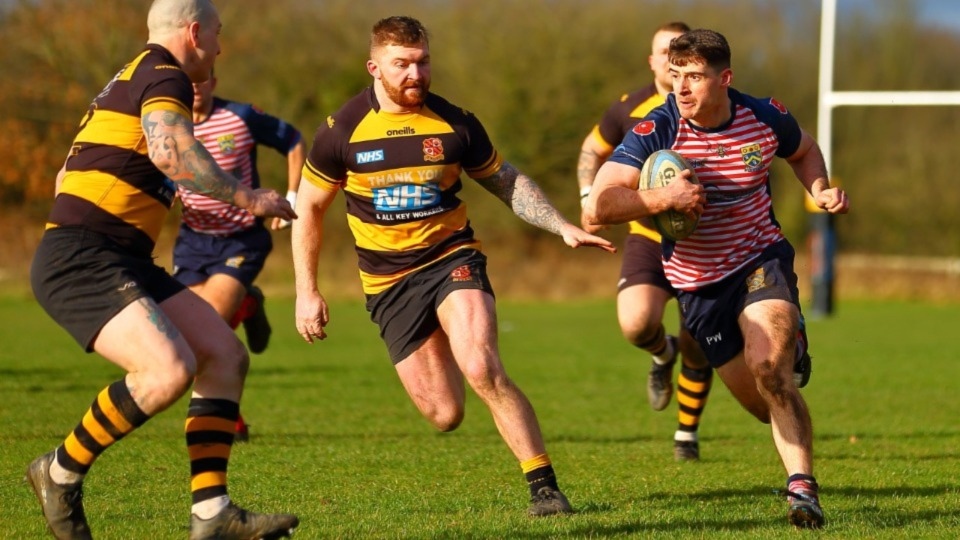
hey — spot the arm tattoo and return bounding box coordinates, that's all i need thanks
[176,141,239,201]
[475,162,567,235]
[577,148,601,185]
[138,297,180,341]
[143,111,239,203]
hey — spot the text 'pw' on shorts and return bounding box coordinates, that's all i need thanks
[31,228,185,352]
[171,222,272,288]
[366,249,494,364]
[676,240,802,368]
[618,234,675,293]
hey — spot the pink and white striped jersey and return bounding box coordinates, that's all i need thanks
[609,89,803,291]
[179,97,301,236]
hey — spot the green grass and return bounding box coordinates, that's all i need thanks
[1,296,959,538]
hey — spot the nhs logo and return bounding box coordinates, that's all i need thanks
[356,149,385,164]
[374,183,440,211]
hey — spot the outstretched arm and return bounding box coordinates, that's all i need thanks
[474,162,615,252]
[142,109,296,220]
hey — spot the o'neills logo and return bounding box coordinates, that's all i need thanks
[386,126,415,136]
[450,265,472,281]
[423,137,444,162]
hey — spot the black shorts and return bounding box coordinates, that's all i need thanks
[618,234,674,294]
[31,228,185,352]
[366,249,494,364]
[172,223,272,288]
[676,240,802,368]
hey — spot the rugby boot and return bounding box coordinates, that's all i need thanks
[189,502,299,540]
[673,440,700,462]
[243,285,272,354]
[25,451,92,540]
[647,335,677,411]
[786,478,825,529]
[528,486,574,516]
[234,414,250,443]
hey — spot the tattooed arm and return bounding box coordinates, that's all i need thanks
[475,162,616,253]
[474,162,569,234]
[141,109,296,220]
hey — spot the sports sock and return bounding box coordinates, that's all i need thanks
[788,474,818,492]
[521,453,559,497]
[186,398,239,516]
[227,295,257,330]
[639,325,672,364]
[787,474,820,503]
[52,379,150,484]
[675,364,712,439]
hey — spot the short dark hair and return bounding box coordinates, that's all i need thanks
[656,21,691,34]
[669,28,731,72]
[370,16,429,54]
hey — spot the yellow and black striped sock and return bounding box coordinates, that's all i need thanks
[521,453,558,497]
[56,379,150,477]
[676,365,712,437]
[186,398,238,504]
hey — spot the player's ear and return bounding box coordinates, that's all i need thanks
[187,21,201,47]
[366,59,381,79]
[720,68,733,88]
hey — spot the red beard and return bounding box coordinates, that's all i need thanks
[383,79,428,108]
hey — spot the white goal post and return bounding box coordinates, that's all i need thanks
[810,0,960,316]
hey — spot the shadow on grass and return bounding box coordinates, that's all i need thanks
[552,433,662,444]
[0,367,67,376]
[496,485,960,538]
[817,430,960,441]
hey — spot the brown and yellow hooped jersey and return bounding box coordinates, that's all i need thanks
[47,44,192,258]
[589,83,665,241]
[303,87,502,295]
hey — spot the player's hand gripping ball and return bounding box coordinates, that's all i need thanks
[639,149,700,241]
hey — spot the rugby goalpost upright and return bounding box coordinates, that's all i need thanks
[810,0,960,317]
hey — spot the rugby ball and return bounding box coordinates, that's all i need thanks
[639,149,700,241]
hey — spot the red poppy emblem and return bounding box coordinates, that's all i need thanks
[632,120,656,136]
[770,98,788,114]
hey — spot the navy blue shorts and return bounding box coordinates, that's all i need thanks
[31,228,185,352]
[366,249,495,365]
[676,240,802,368]
[172,223,272,288]
[618,234,674,294]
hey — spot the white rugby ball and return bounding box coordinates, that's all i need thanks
[638,149,700,241]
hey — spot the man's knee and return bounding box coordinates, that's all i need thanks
[426,405,465,432]
[195,333,250,381]
[461,359,508,397]
[139,360,195,409]
[753,357,791,398]
[618,307,661,345]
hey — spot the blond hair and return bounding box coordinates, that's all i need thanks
[147,0,217,38]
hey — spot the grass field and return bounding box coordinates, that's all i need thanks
[1,296,959,539]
